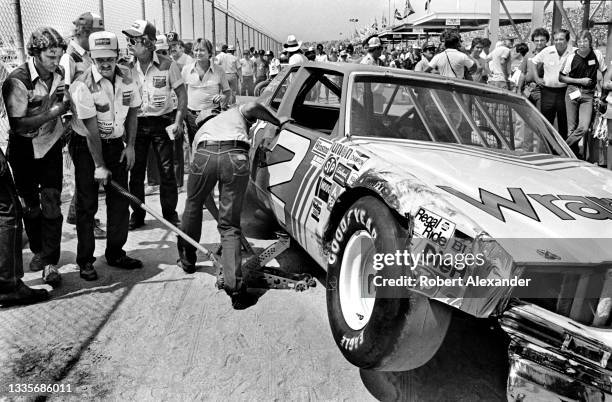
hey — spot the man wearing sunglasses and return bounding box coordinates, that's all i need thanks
[122,20,186,230]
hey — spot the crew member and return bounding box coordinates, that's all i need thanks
[360,37,384,66]
[177,103,290,309]
[2,27,68,286]
[69,31,143,280]
[284,35,308,65]
[215,44,240,105]
[123,20,186,229]
[239,49,255,96]
[61,11,106,239]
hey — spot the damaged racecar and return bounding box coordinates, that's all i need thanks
[247,62,612,400]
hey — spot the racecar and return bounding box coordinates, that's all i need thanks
[247,62,612,400]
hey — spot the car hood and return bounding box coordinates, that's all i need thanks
[352,138,612,263]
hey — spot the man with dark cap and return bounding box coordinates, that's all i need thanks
[167,32,194,71]
[61,11,106,239]
[123,20,186,229]
[2,27,68,286]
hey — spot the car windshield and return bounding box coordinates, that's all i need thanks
[348,75,570,157]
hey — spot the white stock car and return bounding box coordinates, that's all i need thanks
[247,62,612,400]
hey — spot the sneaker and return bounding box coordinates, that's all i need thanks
[129,217,145,230]
[107,255,143,269]
[0,280,50,307]
[79,262,98,281]
[145,185,160,196]
[29,254,44,272]
[93,219,106,239]
[42,265,61,286]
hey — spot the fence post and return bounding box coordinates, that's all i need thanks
[10,0,25,64]
[178,0,182,38]
[162,0,167,32]
[202,0,205,40]
[141,0,146,19]
[225,0,228,46]
[211,0,216,52]
[99,0,105,21]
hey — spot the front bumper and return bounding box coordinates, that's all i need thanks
[500,302,612,401]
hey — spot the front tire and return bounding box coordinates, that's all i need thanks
[326,196,451,371]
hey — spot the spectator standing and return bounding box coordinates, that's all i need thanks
[123,20,185,229]
[425,29,476,78]
[360,37,383,66]
[305,46,316,61]
[239,49,254,96]
[486,35,513,89]
[254,50,269,85]
[2,27,68,286]
[521,28,550,109]
[530,29,575,142]
[469,38,487,82]
[267,51,281,79]
[559,30,606,158]
[602,65,612,169]
[315,44,328,63]
[182,38,230,146]
[61,12,106,239]
[414,42,436,72]
[285,35,308,65]
[216,44,240,105]
[69,31,143,279]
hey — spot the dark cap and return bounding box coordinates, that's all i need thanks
[122,20,156,41]
[166,31,179,44]
[73,12,104,32]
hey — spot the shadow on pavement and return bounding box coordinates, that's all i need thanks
[359,311,509,401]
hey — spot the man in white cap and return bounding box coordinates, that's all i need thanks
[215,44,240,105]
[361,36,383,66]
[284,35,307,65]
[122,20,186,230]
[69,31,143,280]
[155,34,170,57]
[61,11,106,240]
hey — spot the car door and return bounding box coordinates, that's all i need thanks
[250,67,345,247]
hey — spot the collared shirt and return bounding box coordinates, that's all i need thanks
[560,48,607,90]
[194,105,253,146]
[239,58,254,76]
[132,52,183,117]
[360,53,381,66]
[428,49,474,78]
[181,61,229,111]
[173,53,194,71]
[60,40,93,85]
[70,64,141,139]
[2,58,65,158]
[215,51,239,74]
[530,45,575,88]
[288,53,308,65]
[486,45,511,82]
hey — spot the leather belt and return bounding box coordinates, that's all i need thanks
[197,140,250,151]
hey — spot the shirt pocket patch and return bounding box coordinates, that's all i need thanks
[95,103,110,113]
[97,120,114,138]
[122,90,132,106]
[152,76,167,88]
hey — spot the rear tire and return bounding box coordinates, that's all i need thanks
[326,196,451,371]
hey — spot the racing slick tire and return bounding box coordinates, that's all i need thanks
[326,196,451,371]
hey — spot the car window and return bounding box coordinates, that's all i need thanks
[348,75,568,156]
[261,67,298,111]
[290,72,343,134]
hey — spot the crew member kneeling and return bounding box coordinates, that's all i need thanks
[177,102,290,307]
[69,31,143,280]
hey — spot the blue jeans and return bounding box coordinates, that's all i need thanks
[565,85,594,158]
[178,142,249,292]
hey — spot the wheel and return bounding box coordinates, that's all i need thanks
[326,196,452,371]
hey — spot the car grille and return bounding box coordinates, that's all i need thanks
[514,267,612,328]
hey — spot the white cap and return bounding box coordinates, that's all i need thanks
[365,36,383,50]
[156,34,169,50]
[89,31,119,58]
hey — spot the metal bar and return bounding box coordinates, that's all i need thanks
[531,0,546,31]
[554,0,577,38]
[162,0,167,33]
[582,0,590,30]
[211,0,216,54]
[141,0,146,19]
[10,0,25,64]
[589,1,604,20]
[569,274,590,322]
[552,0,563,34]
[489,0,499,47]
[192,0,195,40]
[225,0,229,45]
[499,0,524,42]
[593,268,612,326]
[99,0,105,21]
[178,0,182,38]
[202,0,205,40]
[607,0,612,67]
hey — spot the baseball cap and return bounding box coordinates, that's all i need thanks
[89,31,119,59]
[156,34,169,50]
[166,31,179,44]
[73,12,104,32]
[228,45,235,51]
[364,36,382,50]
[122,20,156,40]
[422,42,436,50]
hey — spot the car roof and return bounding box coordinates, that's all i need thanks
[292,61,524,101]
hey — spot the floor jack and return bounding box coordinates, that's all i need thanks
[109,180,316,292]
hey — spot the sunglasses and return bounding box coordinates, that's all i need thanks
[127,37,149,46]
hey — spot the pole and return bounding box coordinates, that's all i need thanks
[225,0,229,45]
[141,0,146,19]
[162,0,167,32]
[211,0,216,53]
[178,0,182,38]
[234,16,237,49]
[202,0,205,40]
[241,22,244,51]
[168,0,175,32]
[531,0,545,34]
[552,0,562,34]
[489,0,499,47]
[10,0,25,64]
[99,0,105,21]
[582,0,590,30]
[191,0,195,40]
[607,1,612,66]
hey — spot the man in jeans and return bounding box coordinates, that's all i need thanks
[123,20,187,229]
[177,102,290,309]
[559,30,606,159]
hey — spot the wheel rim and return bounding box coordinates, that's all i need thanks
[339,230,377,331]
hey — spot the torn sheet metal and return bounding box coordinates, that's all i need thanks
[501,302,612,401]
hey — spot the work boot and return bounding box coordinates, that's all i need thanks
[177,246,196,274]
[93,218,106,239]
[128,216,145,230]
[79,262,98,281]
[29,254,44,272]
[106,255,143,269]
[42,264,61,286]
[230,284,258,310]
[0,280,50,307]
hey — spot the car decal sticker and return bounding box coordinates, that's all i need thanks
[296,167,322,246]
[291,164,317,243]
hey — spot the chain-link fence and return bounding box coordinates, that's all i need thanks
[0,0,282,146]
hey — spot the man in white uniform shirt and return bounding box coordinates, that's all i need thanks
[215,44,240,105]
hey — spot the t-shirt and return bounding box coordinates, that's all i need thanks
[560,49,607,90]
[486,45,511,82]
[428,49,474,78]
[239,58,254,76]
